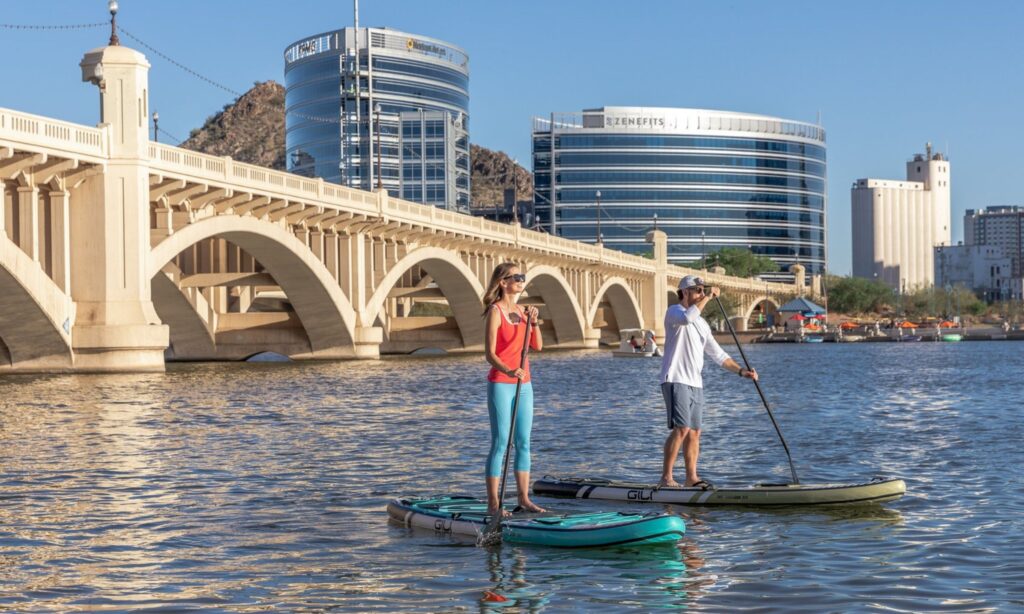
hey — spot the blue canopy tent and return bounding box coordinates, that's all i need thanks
[777,296,827,317]
[778,297,826,331]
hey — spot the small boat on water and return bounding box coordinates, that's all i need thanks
[896,335,922,342]
[533,476,906,507]
[387,496,685,547]
[611,328,661,358]
[801,335,824,343]
[941,333,963,342]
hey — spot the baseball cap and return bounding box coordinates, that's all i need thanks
[679,275,705,290]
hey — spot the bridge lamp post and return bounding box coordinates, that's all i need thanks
[653,213,658,231]
[701,230,706,269]
[152,111,159,143]
[374,103,383,191]
[510,158,519,226]
[595,190,602,246]
[108,0,120,46]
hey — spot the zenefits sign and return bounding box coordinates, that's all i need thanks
[605,116,667,128]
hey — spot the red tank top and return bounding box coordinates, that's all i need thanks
[487,304,540,383]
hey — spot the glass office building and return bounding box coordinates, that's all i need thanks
[284,27,470,212]
[532,107,827,279]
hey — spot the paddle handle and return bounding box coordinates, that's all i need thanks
[496,312,533,511]
[715,297,800,485]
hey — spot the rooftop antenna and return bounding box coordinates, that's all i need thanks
[354,0,359,29]
[816,109,821,126]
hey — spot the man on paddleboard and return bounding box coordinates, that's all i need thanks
[659,275,758,488]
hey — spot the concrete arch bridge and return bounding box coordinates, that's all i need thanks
[0,44,811,372]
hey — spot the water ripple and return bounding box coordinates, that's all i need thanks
[0,342,1021,610]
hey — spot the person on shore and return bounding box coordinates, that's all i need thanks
[659,275,758,489]
[483,262,544,517]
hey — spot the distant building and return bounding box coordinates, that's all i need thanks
[851,143,951,290]
[531,106,827,281]
[964,206,1023,277]
[283,27,470,212]
[935,243,1021,301]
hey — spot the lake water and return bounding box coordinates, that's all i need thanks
[1,341,1022,611]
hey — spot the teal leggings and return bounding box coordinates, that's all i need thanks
[486,382,534,478]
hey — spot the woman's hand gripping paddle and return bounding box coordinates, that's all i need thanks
[478,313,533,546]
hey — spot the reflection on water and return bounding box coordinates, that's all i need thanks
[478,540,704,612]
[1,342,1023,611]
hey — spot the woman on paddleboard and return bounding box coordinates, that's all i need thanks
[483,262,544,517]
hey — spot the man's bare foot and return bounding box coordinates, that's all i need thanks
[515,501,546,513]
[658,478,681,488]
[488,507,512,519]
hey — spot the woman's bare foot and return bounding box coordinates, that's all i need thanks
[488,507,512,519]
[659,478,681,488]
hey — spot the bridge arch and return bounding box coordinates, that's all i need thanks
[0,236,73,368]
[522,264,586,346]
[151,265,217,359]
[588,277,644,333]
[363,246,485,349]
[742,295,780,327]
[149,216,357,355]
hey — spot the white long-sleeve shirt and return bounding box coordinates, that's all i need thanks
[659,303,731,387]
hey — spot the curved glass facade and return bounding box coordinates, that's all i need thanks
[284,27,470,212]
[532,107,827,278]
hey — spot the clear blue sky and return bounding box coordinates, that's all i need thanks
[3,1,1023,274]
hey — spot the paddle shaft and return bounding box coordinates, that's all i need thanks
[715,296,800,484]
[495,312,534,516]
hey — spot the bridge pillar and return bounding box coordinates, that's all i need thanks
[15,184,39,262]
[48,189,71,292]
[644,229,668,338]
[0,180,6,237]
[790,263,806,296]
[354,325,383,359]
[71,45,168,371]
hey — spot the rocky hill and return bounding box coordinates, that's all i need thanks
[181,81,286,171]
[182,82,532,205]
[469,144,533,207]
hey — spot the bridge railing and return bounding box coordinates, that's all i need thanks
[666,263,794,295]
[147,141,659,273]
[3,113,793,293]
[0,107,106,161]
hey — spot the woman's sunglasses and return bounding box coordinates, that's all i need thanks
[503,274,527,283]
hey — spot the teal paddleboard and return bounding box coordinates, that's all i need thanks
[387,496,685,548]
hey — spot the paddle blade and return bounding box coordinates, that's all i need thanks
[476,521,502,547]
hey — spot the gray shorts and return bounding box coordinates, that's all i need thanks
[661,382,705,430]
